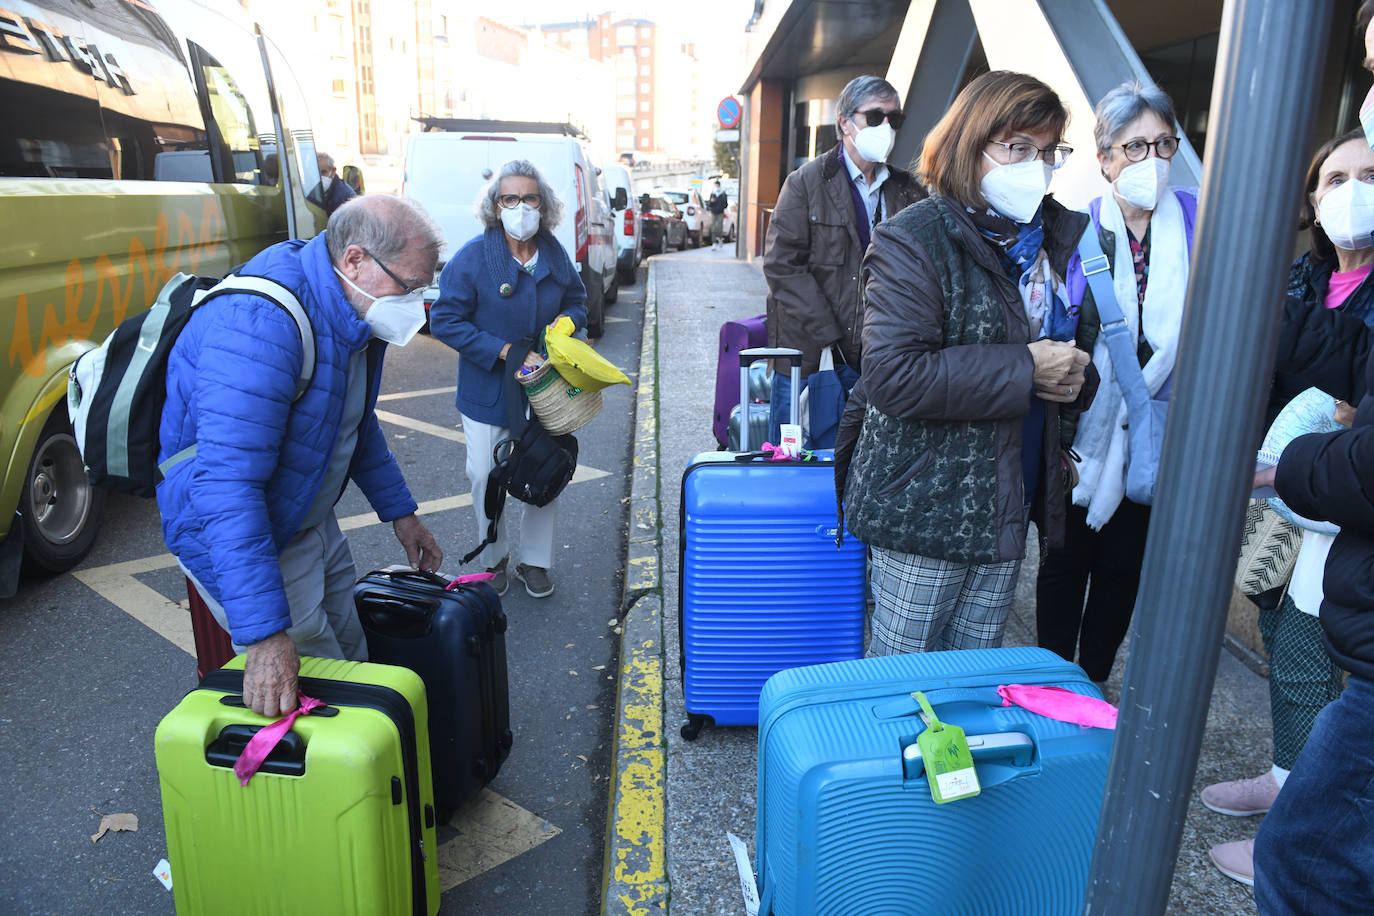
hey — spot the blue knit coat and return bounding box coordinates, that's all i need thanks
[428,227,587,426]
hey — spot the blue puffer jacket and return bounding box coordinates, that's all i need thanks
[157,233,418,645]
[428,227,587,426]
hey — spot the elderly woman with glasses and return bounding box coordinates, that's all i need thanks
[1034,80,1197,691]
[834,70,1096,655]
[429,159,587,599]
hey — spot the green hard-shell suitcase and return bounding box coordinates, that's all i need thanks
[155,656,441,915]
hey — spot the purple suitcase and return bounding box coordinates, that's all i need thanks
[713,314,767,447]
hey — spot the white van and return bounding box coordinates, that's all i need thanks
[402,120,618,337]
[602,163,641,285]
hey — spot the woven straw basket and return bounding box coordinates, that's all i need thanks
[516,360,602,435]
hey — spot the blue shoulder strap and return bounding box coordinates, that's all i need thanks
[1077,224,1153,408]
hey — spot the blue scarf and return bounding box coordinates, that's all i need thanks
[972,206,1077,342]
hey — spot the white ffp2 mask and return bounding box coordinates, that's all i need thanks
[853,122,895,164]
[501,203,541,241]
[1318,178,1374,252]
[334,268,427,346]
[980,154,1052,224]
[1113,157,1170,210]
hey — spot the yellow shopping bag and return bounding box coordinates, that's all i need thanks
[543,333,631,393]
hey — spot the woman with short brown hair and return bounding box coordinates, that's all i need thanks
[835,70,1097,655]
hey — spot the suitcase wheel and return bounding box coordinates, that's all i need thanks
[680,714,709,742]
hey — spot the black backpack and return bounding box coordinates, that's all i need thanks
[67,272,314,497]
[462,343,578,565]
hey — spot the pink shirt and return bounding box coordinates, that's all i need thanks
[1325,264,1372,310]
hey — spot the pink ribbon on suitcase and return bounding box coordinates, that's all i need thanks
[234,693,325,786]
[997,684,1118,730]
[444,572,496,591]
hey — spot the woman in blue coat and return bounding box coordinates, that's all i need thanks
[429,160,587,598]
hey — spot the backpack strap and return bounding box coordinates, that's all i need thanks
[197,274,316,400]
[1077,223,1154,415]
[157,275,317,477]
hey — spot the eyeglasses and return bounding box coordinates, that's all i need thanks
[986,139,1074,170]
[498,193,543,209]
[1111,136,1181,162]
[856,107,905,130]
[362,247,422,295]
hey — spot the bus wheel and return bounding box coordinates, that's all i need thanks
[20,410,104,574]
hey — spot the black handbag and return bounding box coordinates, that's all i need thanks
[462,341,578,565]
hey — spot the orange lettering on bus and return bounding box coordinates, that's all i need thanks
[11,198,230,378]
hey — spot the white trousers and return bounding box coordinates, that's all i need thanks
[462,414,558,570]
[185,511,367,660]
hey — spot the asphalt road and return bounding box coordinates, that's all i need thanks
[0,266,646,915]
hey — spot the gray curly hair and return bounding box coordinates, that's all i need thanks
[475,159,564,231]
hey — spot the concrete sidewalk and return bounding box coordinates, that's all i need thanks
[603,248,1273,915]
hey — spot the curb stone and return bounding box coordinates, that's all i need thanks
[602,262,668,915]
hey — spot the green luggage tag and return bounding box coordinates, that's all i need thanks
[914,691,981,804]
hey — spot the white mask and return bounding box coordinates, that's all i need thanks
[500,203,541,241]
[980,153,1052,224]
[320,175,333,192]
[1317,178,1374,252]
[852,121,895,164]
[1113,157,1170,210]
[334,268,427,346]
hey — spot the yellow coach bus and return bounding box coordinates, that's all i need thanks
[0,0,327,593]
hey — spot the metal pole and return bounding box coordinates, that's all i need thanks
[1083,1,1333,913]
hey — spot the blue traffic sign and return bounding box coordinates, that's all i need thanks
[717,97,741,130]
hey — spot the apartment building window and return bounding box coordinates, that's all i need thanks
[640,82,650,92]
[640,119,649,129]
[332,78,346,97]
[640,65,650,75]
[640,45,650,56]
[640,101,649,111]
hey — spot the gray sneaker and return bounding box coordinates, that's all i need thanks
[485,558,509,597]
[515,563,554,598]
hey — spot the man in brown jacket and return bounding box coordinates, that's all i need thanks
[762,74,926,446]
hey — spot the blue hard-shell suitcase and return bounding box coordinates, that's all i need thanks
[755,647,1112,916]
[680,347,867,739]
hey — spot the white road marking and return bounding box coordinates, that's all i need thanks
[375,409,465,444]
[378,386,455,401]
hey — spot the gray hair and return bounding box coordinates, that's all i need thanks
[326,194,444,262]
[475,159,564,231]
[1093,80,1178,153]
[835,75,900,140]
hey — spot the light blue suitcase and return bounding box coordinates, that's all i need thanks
[679,348,867,739]
[755,647,1112,915]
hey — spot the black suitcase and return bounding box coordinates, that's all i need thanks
[354,568,512,813]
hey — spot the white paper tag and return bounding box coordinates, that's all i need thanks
[726,831,761,916]
[779,423,802,458]
[935,766,980,799]
[153,858,173,891]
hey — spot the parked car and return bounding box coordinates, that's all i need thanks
[618,151,637,167]
[639,194,687,254]
[0,0,324,592]
[603,163,641,284]
[656,187,706,247]
[402,120,618,337]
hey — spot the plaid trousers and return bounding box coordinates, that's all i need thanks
[867,546,1021,656]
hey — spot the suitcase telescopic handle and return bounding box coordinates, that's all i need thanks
[374,567,450,588]
[738,347,802,451]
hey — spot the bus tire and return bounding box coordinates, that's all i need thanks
[20,409,105,574]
